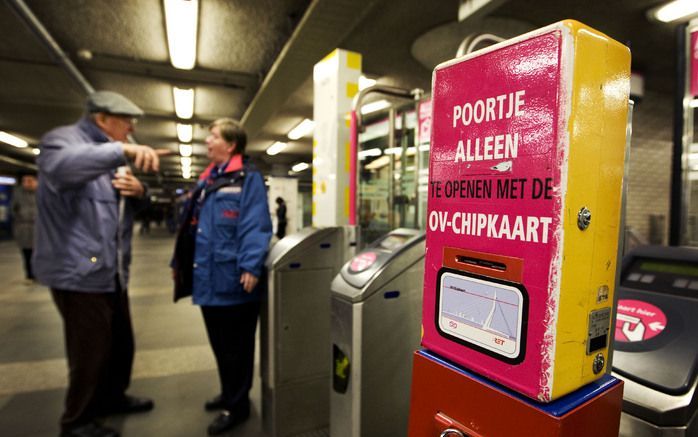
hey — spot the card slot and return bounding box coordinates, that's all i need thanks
[455,255,507,271]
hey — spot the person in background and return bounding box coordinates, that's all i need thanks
[275,196,287,240]
[34,91,163,437]
[12,173,38,283]
[172,118,272,436]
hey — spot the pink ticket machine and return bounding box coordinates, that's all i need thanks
[410,19,631,437]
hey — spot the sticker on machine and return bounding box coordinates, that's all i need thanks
[615,299,667,342]
[436,269,528,363]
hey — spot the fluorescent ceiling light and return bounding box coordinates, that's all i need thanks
[359,75,376,90]
[365,155,390,170]
[0,176,17,185]
[163,0,199,69]
[180,157,192,168]
[0,131,28,148]
[358,148,382,160]
[651,0,698,22]
[266,141,287,156]
[291,162,310,172]
[360,99,390,115]
[179,144,193,157]
[173,87,194,119]
[177,123,193,142]
[287,119,315,140]
[32,148,40,155]
[384,147,402,155]
[690,99,698,109]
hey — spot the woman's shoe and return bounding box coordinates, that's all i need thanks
[207,409,250,435]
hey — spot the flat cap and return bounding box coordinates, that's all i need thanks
[86,91,144,117]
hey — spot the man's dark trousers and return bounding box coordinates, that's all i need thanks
[51,287,135,430]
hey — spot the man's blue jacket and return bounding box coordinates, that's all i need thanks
[33,116,138,292]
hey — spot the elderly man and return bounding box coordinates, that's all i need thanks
[34,91,161,437]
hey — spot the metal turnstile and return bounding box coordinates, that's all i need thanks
[612,246,698,436]
[330,228,425,437]
[262,226,354,437]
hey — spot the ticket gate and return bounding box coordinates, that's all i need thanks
[330,228,425,437]
[612,246,698,436]
[261,226,354,437]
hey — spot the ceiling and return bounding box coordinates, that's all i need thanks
[0,0,681,192]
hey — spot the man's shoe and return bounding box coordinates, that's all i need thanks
[103,394,154,415]
[60,422,119,437]
[207,409,250,435]
[204,394,225,411]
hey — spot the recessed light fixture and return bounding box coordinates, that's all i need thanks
[649,0,698,22]
[163,0,199,69]
[291,162,310,172]
[358,148,382,160]
[173,87,194,119]
[177,123,193,142]
[360,100,390,115]
[266,141,287,156]
[287,119,315,140]
[179,144,193,157]
[0,131,28,148]
[180,157,192,168]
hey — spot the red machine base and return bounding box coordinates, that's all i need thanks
[408,350,623,437]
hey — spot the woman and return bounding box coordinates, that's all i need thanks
[172,118,272,435]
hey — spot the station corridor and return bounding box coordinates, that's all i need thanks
[0,227,270,437]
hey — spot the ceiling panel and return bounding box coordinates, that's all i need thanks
[0,60,83,103]
[198,0,308,73]
[194,84,251,120]
[0,1,54,61]
[25,0,169,61]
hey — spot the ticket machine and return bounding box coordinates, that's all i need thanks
[613,246,698,436]
[330,228,425,437]
[409,18,632,437]
[420,19,631,402]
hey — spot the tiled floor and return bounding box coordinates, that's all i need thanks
[0,227,267,437]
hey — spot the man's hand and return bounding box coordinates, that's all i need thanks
[112,172,145,197]
[240,272,259,293]
[122,143,162,172]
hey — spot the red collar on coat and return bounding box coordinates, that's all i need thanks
[198,154,243,181]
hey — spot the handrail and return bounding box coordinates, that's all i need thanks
[456,33,505,58]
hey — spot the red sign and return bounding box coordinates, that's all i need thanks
[418,98,433,146]
[690,30,698,97]
[350,251,377,272]
[615,299,667,342]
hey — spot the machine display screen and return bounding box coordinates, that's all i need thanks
[377,234,409,251]
[436,270,525,362]
[639,261,698,277]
